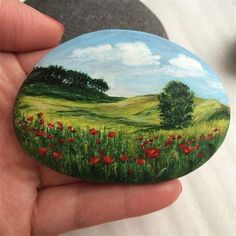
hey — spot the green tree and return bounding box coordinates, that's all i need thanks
[158,80,194,129]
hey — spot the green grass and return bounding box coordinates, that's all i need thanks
[14,84,230,183]
[15,114,229,183]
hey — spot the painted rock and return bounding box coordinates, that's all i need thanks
[14,30,230,183]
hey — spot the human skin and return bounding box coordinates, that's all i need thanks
[0,0,182,235]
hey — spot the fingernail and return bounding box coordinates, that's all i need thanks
[44,14,64,32]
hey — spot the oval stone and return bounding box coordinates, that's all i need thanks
[14,30,230,183]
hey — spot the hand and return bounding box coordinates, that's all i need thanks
[0,1,182,235]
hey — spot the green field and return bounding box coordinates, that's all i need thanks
[15,83,229,132]
[14,84,230,183]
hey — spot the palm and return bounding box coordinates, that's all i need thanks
[0,51,76,234]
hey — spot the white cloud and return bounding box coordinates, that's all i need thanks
[162,53,206,77]
[69,41,161,66]
[169,53,204,71]
[207,80,224,91]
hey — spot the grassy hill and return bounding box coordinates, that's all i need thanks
[15,85,230,132]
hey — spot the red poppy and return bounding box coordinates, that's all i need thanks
[145,148,161,159]
[197,152,205,158]
[57,126,64,131]
[59,138,65,144]
[186,140,192,145]
[207,133,214,141]
[35,130,46,137]
[137,136,144,141]
[70,128,77,133]
[49,143,56,148]
[179,144,193,155]
[177,134,182,140]
[165,139,173,147]
[102,155,113,165]
[108,131,116,138]
[26,116,33,122]
[47,123,54,128]
[57,121,63,130]
[136,159,146,165]
[52,151,62,160]
[89,157,100,165]
[120,155,129,162]
[67,137,75,143]
[89,128,99,135]
[38,147,47,156]
[57,121,63,126]
[140,144,144,149]
[37,112,43,117]
[39,118,45,125]
[96,138,102,144]
[47,134,55,139]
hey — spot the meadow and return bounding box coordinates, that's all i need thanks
[14,83,230,183]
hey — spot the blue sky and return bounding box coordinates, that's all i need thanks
[37,29,229,105]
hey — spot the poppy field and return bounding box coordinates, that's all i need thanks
[14,111,229,183]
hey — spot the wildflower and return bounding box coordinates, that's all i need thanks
[59,138,65,144]
[108,131,116,138]
[70,128,77,133]
[52,151,62,160]
[47,134,55,139]
[49,143,56,148]
[89,128,99,135]
[136,159,146,165]
[197,152,205,158]
[89,157,100,165]
[177,135,182,140]
[38,147,47,156]
[102,156,113,165]
[26,116,33,122]
[67,137,75,143]
[39,118,45,125]
[47,123,54,128]
[179,144,193,154]
[145,148,161,159]
[120,155,129,162]
[35,130,46,137]
[96,138,102,144]
[165,139,173,147]
[37,112,43,117]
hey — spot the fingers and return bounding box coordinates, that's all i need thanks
[0,0,64,52]
[16,49,51,74]
[32,180,182,235]
[39,165,81,188]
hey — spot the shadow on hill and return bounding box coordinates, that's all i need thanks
[21,83,124,103]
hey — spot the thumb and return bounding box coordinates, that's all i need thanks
[0,0,64,52]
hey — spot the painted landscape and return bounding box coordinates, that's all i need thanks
[14,65,230,183]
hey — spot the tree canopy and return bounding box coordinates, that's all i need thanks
[158,80,194,129]
[26,65,109,93]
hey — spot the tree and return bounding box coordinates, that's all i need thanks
[26,66,110,94]
[158,81,194,129]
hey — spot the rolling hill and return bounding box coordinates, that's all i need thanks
[15,85,230,132]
